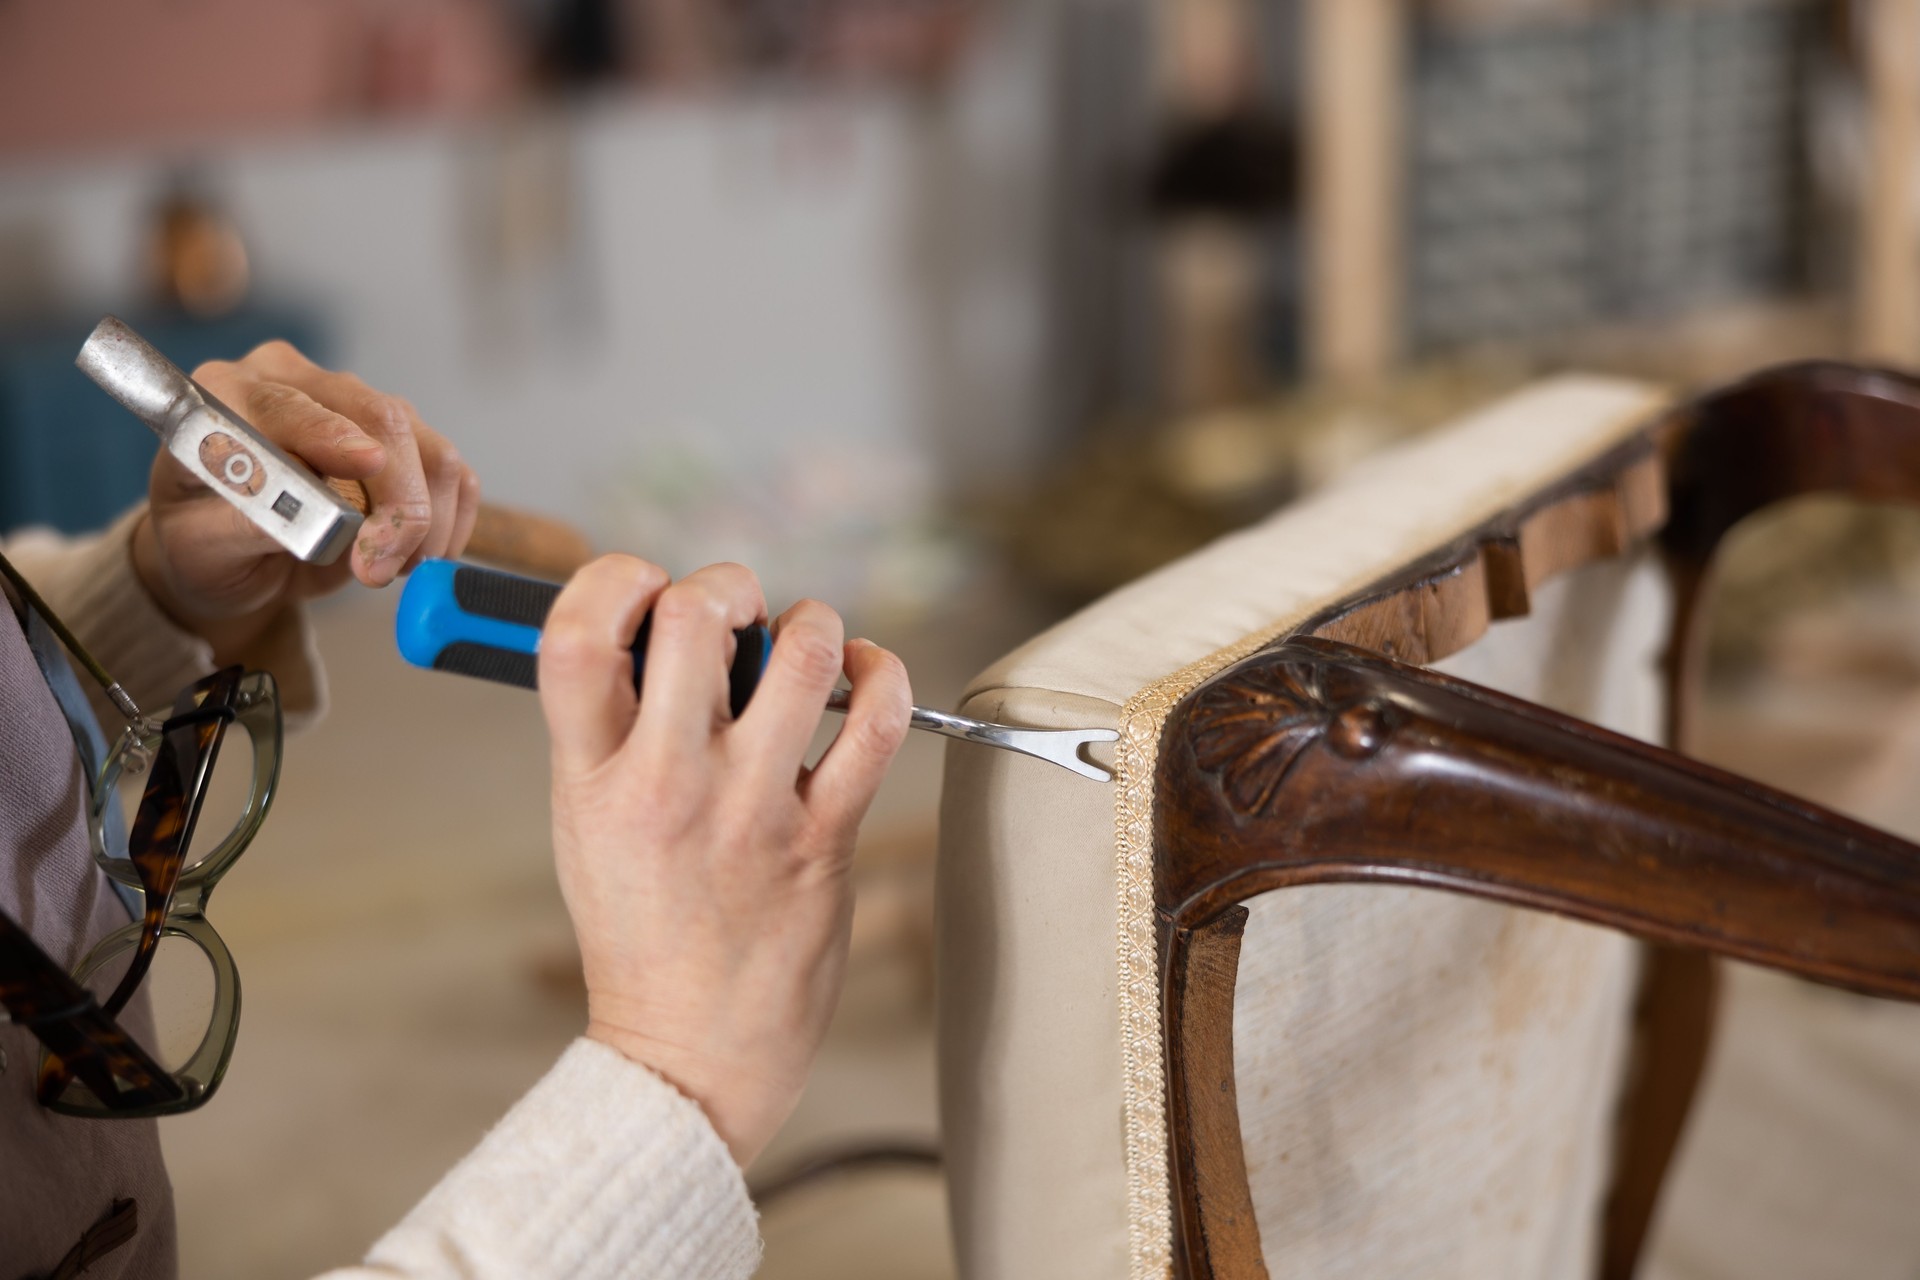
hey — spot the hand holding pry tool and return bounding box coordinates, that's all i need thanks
[75,316,595,580]
[395,560,1120,782]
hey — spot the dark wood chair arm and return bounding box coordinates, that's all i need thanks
[1157,635,1920,999]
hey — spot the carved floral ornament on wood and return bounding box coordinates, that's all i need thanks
[1188,656,1396,819]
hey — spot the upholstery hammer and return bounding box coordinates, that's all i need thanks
[74,316,593,581]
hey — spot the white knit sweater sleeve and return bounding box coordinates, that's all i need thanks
[317,1038,763,1280]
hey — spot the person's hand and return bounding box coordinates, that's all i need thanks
[132,339,480,655]
[538,555,911,1167]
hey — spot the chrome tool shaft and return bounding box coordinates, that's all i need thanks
[825,688,1117,783]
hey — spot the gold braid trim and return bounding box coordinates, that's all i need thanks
[1115,615,1321,1279]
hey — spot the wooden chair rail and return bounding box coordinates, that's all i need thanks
[1153,361,1920,1280]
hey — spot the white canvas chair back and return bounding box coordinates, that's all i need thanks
[936,376,1676,1278]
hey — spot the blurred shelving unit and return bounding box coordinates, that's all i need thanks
[1044,0,1915,412]
[1299,0,1916,383]
[1013,0,1920,603]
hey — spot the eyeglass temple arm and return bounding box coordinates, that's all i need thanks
[0,548,140,723]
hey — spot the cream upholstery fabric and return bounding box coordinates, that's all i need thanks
[937,376,1676,1279]
[1233,560,1664,1280]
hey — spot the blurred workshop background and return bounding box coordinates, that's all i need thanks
[4,1,1920,1277]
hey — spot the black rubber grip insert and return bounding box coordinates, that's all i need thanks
[441,562,768,714]
[452,564,560,628]
[433,643,538,691]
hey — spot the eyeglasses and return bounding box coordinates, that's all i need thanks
[0,550,282,1117]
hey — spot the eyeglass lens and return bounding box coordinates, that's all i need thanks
[73,930,219,1075]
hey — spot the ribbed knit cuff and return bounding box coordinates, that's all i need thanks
[360,1038,762,1280]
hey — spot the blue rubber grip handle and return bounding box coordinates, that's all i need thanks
[395,559,773,717]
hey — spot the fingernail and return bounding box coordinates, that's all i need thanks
[342,435,384,455]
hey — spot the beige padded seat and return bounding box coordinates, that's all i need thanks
[936,376,1679,1279]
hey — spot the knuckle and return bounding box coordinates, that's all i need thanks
[361,392,414,440]
[242,338,301,367]
[625,752,715,823]
[244,382,328,435]
[458,467,483,504]
[386,499,435,533]
[867,644,909,683]
[855,704,910,757]
[538,623,603,678]
[430,439,465,479]
[778,627,842,684]
[703,561,765,599]
[244,380,300,414]
[582,552,666,598]
[592,551,664,581]
[789,596,841,625]
[624,777,683,824]
[654,583,722,628]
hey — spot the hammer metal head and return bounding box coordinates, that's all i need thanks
[76,316,363,565]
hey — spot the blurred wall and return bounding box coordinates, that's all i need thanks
[0,0,518,154]
[0,102,895,518]
[0,9,1062,559]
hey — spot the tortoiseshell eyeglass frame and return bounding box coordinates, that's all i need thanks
[0,547,281,1117]
[40,666,282,1117]
[0,662,283,1118]
[0,917,180,1111]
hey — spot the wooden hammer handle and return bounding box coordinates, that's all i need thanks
[326,478,596,580]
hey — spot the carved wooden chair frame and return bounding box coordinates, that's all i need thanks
[1154,363,1920,1279]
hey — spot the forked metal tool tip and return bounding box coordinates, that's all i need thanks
[824,689,1118,783]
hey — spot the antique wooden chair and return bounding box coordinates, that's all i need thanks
[935,365,1920,1279]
